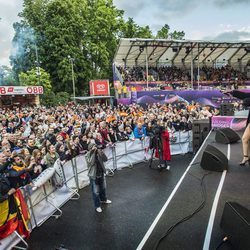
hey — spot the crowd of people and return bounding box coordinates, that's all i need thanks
[117,65,248,83]
[0,101,223,194]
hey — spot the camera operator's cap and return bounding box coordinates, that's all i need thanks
[88,143,96,151]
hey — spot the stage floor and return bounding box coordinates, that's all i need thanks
[27,131,250,250]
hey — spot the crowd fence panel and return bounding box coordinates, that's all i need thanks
[0,131,193,249]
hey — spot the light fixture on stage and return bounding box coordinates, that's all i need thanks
[172,47,178,52]
[185,47,190,53]
[139,46,144,52]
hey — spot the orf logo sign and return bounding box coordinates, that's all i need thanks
[90,80,110,96]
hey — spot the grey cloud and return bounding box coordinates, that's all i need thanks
[114,0,200,21]
[203,31,250,41]
[114,0,250,22]
[213,0,250,7]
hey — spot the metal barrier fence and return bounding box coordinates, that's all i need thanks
[0,131,192,249]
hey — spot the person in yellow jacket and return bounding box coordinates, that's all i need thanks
[122,85,127,98]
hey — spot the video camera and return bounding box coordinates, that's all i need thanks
[149,125,165,149]
[152,125,164,136]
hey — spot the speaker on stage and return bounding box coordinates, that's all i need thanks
[200,144,228,172]
[220,201,250,250]
[220,103,234,116]
[192,119,211,153]
[215,128,240,144]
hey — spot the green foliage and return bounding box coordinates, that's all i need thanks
[169,30,185,40]
[55,91,70,105]
[40,91,70,106]
[119,17,153,38]
[40,91,56,106]
[156,24,185,40]
[19,68,52,94]
[10,1,185,97]
[0,66,18,86]
[156,24,170,39]
[16,0,124,95]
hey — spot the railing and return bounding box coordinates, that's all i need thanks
[0,131,192,249]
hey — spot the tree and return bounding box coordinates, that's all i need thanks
[18,0,124,95]
[0,66,18,86]
[169,30,185,40]
[55,92,70,105]
[156,24,170,39]
[19,68,52,94]
[119,17,153,38]
[156,24,185,40]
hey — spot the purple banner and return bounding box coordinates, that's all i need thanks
[212,116,247,131]
[135,90,236,107]
[117,98,131,105]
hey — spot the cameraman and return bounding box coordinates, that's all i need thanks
[85,143,112,213]
[151,124,171,170]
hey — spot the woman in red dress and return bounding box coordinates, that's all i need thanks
[155,128,171,170]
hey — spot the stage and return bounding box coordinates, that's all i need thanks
[27,131,249,250]
[139,130,250,250]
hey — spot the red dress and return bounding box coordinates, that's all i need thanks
[155,129,171,161]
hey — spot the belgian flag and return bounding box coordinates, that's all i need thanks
[0,189,30,239]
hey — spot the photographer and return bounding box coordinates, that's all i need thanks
[85,143,111,213]
[150,124,171,171]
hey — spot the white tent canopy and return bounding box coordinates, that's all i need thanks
[113,38,250,69]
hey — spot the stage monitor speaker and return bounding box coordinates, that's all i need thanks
[215,128,240,144]
[220,201,250,250]
[200,144,228,172]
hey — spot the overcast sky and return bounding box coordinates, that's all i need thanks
[0,0,250,66]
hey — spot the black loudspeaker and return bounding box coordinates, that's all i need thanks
[200,144,228,172]
[220,202,250,250]
[215,128,240,144]
[192,119,211,153]
[220,103,234,116]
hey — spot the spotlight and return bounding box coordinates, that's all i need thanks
[139,46,144,52]
[172,47,178,52]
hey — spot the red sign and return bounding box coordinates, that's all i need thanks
[0,86,44,95]
[89,80,110,96]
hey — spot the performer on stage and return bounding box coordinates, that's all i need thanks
[224,90,250,165]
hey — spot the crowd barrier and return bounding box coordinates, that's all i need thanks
[0,131,192,249]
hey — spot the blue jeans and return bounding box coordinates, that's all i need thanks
[89,175,107,208]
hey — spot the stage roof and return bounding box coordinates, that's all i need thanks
[113,38,250,68]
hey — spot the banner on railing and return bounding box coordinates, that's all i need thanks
[212,116,247,131]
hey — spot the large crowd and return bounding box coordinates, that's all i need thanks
[0,101,229,194]
[117,65,248,83]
